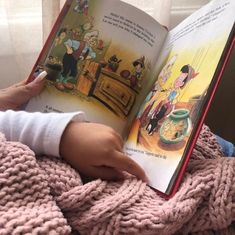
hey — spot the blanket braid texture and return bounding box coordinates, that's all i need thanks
[0,125,235,235]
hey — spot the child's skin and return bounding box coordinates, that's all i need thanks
[0,74,148,182]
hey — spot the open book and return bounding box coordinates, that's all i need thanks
[26,0,235,197]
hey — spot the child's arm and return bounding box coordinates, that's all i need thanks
[0,110,84,156]
[0,110,147,182]
[0,72,147,181]
[60,121,148,181]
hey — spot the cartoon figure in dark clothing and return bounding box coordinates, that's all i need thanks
[139,100,156,127]
[56,30,98,91]
[80,16,94,33]
[74,0,89,16]
[146,96,173,135]
[130,56,145,88]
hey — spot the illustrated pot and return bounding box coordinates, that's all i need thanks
[159,108,191,144]
[44,63,62,82]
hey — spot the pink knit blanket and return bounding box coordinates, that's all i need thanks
[0,125,235,235]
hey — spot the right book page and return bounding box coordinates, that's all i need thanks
[124,0,235,196]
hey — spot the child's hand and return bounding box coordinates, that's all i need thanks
[0,71,47,111]
[60,122,148,182]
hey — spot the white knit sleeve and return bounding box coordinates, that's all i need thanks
[0,110,85,157]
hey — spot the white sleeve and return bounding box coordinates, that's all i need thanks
[0,110,85,157]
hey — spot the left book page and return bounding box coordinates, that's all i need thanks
[25,0,167,136]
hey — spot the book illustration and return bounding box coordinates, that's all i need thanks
[129,56,145,89]
[26,0,235,196]
[57,29,98,89]
[140,54,178,110]
[107,54,122,72]
[159,108,191,144]
[138,63,198,141]
[31,0,153,118]
[74,0,89,15]
[127,44,213,155]
[144,95,175,136]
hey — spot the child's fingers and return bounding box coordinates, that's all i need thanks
[105,150,148,182]
[112,131,124,149]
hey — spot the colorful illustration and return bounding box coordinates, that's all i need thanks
[159,109,191,144]
[29,0,156,119]
[127,43,216,157]
[145,95,174,135]
[57,29,98,90]
[150,54,178,100]
[26,0,235,195]
[74,0,89,15]
[55,28,68,46]
[130,56,145,88]
[140,54,177,115]
[107,55,122,72]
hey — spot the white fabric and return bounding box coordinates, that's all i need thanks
[0,0,43,88]
[0,110,85,157]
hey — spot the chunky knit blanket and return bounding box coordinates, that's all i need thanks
[0,125,235,235]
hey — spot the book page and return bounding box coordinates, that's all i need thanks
[125,0,235,194]
[25,0,167,136]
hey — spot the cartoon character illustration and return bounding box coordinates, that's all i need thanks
[107,55,122,72]
[168,64,199,103]
[74,0,89,16]
[56,30,98,91]
[145,96,173,135]
[158,55,178,90]
[97,39,105,50]
[130,56,145,88]
[139,100,156,127]
[144,55,178,103]
[55,28,67,46]
[69,27,82,41]
[80,16,94,33]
